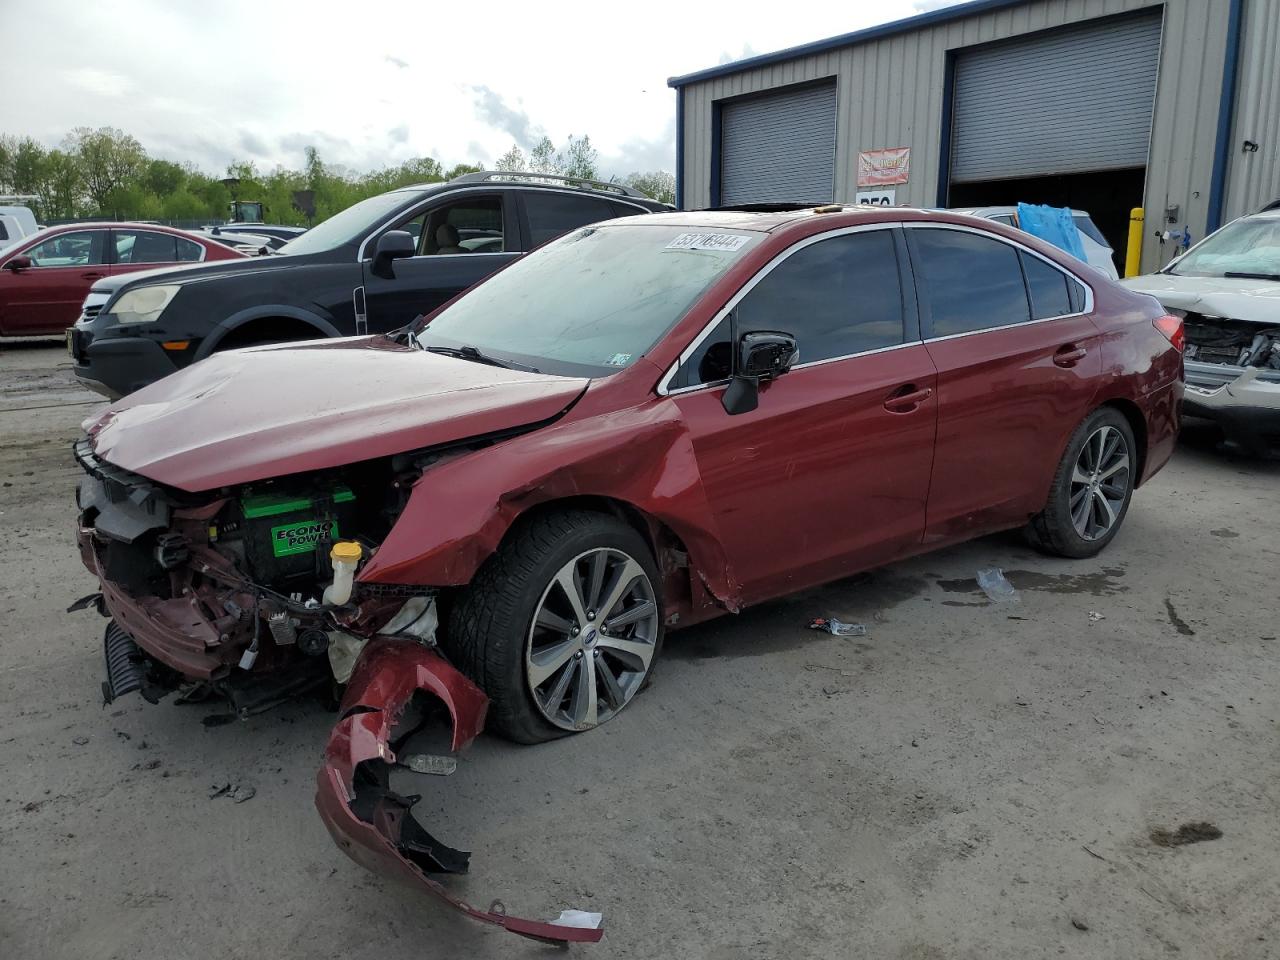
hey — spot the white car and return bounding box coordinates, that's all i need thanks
[952,206,1119,280]
[1122,203,1280,457]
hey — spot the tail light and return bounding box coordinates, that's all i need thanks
[1153,314,1185,352]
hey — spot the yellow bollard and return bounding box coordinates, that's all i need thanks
[1125,207,1144,278]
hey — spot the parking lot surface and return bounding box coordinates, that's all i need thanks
[2,342,1277,960]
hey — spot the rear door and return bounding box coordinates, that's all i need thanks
[108,228,195,276]
[0,229,109,335]
[669,226,938,602]
[362,192,520,331]
[905,223,1100,543]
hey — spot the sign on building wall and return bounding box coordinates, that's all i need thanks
[857,147,911,187]
[855,189,897,206]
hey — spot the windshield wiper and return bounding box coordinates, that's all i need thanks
[426,344,539,373]
[1224,271,1280,281]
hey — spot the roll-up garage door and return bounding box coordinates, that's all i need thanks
[720,82,836,204]
[951,12,1162,183]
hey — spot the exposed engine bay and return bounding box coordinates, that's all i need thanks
[73,438,438,713]
[1184,315,1280,370]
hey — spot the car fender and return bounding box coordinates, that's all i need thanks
[358,397,743,615]
[194,305,341,359]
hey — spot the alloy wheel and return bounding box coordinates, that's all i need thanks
[1069,424,1131,541]
[525,548,659,731]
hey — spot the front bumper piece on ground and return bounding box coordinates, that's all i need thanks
[314,637,604,946]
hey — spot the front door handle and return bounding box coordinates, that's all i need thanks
[1053,344,1088,367]
[80,271,105,280]
[883,384,934,413]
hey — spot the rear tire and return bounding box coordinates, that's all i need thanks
[1025,407,1137,559]
[444,510,664,744]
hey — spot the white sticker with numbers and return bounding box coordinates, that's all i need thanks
[665,233,750,252]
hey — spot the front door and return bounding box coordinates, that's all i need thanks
[669,227,938,603]
[904,224,1103,543]
[362,193,520,331]
[0,229,109,336]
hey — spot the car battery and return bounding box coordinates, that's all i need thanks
[230,486,358,585]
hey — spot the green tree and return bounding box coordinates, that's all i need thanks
[142,159,187,197]
[66,126,147,212]
[37,149,84,219]
[529,136,558,174]
[444,162,482,179]
[623,170,676,205]
[494,143,526,172]
[559,135,599,180]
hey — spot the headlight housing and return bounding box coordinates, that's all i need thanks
[110,284,181,325]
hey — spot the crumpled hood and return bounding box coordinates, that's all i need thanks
[85,338,588,491]
[1121,274,1280,324]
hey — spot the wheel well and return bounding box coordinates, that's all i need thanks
[213,317,327,351]
[1100,399,1148,481]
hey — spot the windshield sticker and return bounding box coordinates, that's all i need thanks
[605,353,633,367]
[665,233,750,252]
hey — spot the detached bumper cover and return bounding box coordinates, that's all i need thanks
[314,637,604,945]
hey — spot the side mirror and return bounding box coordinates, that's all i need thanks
[3,255,32,272]
[722,330,798,415]
[372,230,416,277]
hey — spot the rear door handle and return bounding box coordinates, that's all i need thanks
[883,384,934,413]
[80,271,105,280]
[1053,344,1088,367]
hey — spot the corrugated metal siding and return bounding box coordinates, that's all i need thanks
[1225,0,1280,220]
[678,0,1233,273]
[951,12,1162,181]
[720,83,837,204]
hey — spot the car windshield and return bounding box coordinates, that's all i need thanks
[1169,216,1280,278]
[276,189,427,256]
[414,223,761,376]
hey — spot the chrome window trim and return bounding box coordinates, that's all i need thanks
[656,222,906,397]
[902,221,1096,336]
[355,184,654,262]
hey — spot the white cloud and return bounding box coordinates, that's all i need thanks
[9,0,935,177]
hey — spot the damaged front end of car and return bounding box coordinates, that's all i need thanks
[73,437,441,713]
[1179,311,1280,456]
[315,637,603,944]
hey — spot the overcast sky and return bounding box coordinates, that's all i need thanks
[5,0,960,179]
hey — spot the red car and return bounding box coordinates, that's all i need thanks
[73,206,1182,942]
[0,222,244,337]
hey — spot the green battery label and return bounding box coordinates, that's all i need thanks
[270,519,339,557]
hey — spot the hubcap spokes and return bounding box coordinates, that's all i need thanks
[1069,425,1130,541]
[527,548,659,731]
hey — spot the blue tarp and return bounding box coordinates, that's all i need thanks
[1016,203,1086,262]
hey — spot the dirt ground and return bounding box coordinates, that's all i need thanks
[2,341,1277,960]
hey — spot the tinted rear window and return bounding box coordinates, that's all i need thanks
[912,229,1029,337]
[1021,252,1073,319]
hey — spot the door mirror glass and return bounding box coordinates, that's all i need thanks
[3,255,32,271]
[722,330,798,415]
[372,229,416,277]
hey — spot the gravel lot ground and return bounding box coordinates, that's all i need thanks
[2,341,1277,960]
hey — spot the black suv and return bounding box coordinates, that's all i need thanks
[69,172,668,398]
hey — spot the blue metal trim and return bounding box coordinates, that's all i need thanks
[675,87,685,210]
[1206,0,1244,232]
[709,100,723,207]
[667,0,1031,88]
[936,51,957,207]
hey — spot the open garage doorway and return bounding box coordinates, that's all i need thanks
[949,167,1145,273]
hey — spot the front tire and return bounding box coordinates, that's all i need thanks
[445,510,664,744]
[1025,408,1137,559]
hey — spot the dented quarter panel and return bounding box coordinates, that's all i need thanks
[83,336,588,492]
[316,638,604,945]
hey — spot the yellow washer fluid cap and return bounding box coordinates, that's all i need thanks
[331,541,363,564]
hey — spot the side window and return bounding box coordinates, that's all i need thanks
[175,237,204,262]
[397,212,427,254]
[1020,252,1075,319]
[1067,276,1086,313]
[672,230,905,388]
[911,229,1030,337]
[524,193,617,247]
[24,230,105,267]
[424,197,504,255]
[609,201,648,220]
[989,214,1016,226]
[115,230,178,264]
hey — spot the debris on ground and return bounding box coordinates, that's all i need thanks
[807,617,867,636]
[400,753,457,776]
[71,736,89,745]
[1088,611,1106,623]
[976,568,1019,603]
[1150,821,1222,846]
[208,782,256,803]
[1071,916,1090,931]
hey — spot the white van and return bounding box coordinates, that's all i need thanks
[0,205,40,250]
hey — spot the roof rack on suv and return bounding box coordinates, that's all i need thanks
[449,170,648,199]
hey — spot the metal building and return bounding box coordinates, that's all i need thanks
[669,0,1279,274]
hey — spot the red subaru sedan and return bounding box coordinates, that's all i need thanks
[0,222,244,338]
[73,205,1182,940]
